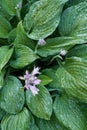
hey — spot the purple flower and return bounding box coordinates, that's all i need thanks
[32,67,40,75]
[20,67,41,96]
[38,38,46,46]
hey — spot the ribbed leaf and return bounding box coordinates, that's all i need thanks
[0,76,25,114]
[0,70,5,89]
[14,22,35,50]
[59,2,87,42]
[42,69,60,89]
[0,46,13,71]
[67,0,87,7]
[10,44,38,69]
[38,75,52,86]
[0,108,5,121]
[24,0,68,40]
[30,125,39,130]
[26,85,52,120]
[53,95,87,130]
[37,36,86,57]
[56,57,87,103]
[36,113,68,130]
[0,15,12,38]
[1,0,22,16]
[66,44,87,60]
[1,107,30,130]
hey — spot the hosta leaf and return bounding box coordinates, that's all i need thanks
[0,108,5,121]
[36,113,68,130]
[0,4,11,20]
[59,2,87,41]
[8,28,16,43]
[38,75,52,86]
[66,44,87,60]
[0,76,25,114]
[56,57,87,103]
[0,70,5,89]
[37,36,86,57]
[67,0,87,7]
[1,107,30,130]
[0,46,13,71]
[10,44,39,69]
[14,22,35,50]
[42,69,60,89]
[1,0,22,16]
[24,0,68,40]
[53,95,87,130]
[29,113,39,130]
[30,124,39,130]
[0,15,12,38]
[26,85,52,120]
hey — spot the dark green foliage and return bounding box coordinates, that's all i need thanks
[0,0,87,130]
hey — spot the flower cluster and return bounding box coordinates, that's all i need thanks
[20,67,41,96]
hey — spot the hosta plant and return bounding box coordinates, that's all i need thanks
[0,0,87,130]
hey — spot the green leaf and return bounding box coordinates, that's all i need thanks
[0,108,5,121]
[26,85,52,120]
[0,76,25,114]
[53,95,87,130]
[8,28,16,43]
[66,44,87,60]
[36,113,68,130]
[30,124,39,130]
[0,15,12,38]
[10,44,39,69]
[59,2,87,42]
[0,46,13,71]
[29,113,39,130]
[14,22,35,50]
[24,0,68,40]
[67,0,87,7]
[0,70,5,89]
[37,36,86,57]
[42,69,60,89]
[1,0,22,16]
[38,75,52,86]
[56,57,87,103]
[0,3,12,20]
[1,107,30,130]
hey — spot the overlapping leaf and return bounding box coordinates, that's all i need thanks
[38,75,52,86]
[36,113,68,130]
[0,108,5,121]
[56,57,87,103]
[0,46,13,71]
[0,70,5,89]
[42,69,60,89]
[0,15,12,38]
[53,95,87,130]
[66,44,87,60]
[59,2,87,42]
[14,22,35,50]
[24,0,68,40]
[1,107,30,130]
[1,0,22,16]
[37,36,86,57]
[26,85,52,120]
[10,44,38,69]
[0,76,25,114]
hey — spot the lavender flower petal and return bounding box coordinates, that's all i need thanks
[32,67,40,75]
[29,85,39,96]
[33,79,41,85]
